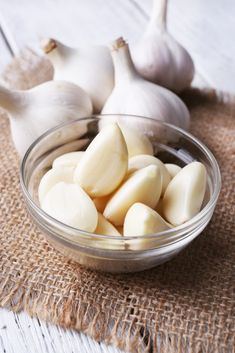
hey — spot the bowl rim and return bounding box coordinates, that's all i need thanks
[20,114,221,248]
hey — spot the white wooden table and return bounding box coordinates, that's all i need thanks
[0,1,234,352]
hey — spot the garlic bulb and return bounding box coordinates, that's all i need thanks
[0,81,92,157]
[131,0,195,92]
[42,38,114,112]
[102,38,190,130]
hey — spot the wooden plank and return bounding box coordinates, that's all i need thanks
[0,309,124,353]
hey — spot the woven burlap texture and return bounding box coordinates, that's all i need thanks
[0,50,234,353]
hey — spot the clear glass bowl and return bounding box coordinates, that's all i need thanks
[20,115,221,273]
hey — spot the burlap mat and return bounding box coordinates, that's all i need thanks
[0,50,234,353]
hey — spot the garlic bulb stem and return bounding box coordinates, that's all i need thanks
[111,38,137,85]
[42,39,72,68]
[150,0,167,29]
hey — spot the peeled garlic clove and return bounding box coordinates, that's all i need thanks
[52,151,85,169]
[131,0,194,92]
[155,197,164,216]
[102,37,190,130]
[165,163,181,178]
[42,38,114,112]
[74,123,128,197]
[41,182,98,231]
[162,162,207,225]
[93,195,110,213]
[104,164,162,226]
[116,226,123,235]
[124,202,171,236]
[38,167,74,204]
[0,81,92,157]
[128,154,171,195]
[95,213,121,236]
[119,124,153,157]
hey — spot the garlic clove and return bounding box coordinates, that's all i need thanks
[124,202,171,236]
[99,120,153,157]
[162,162,207,226]
[103,164,162,226]
[93,195,111,213]
[119,124,153,157]
[74,123,128,197]
[38,167,74,204]
[116,226,123,235]
[155,197,164,216]
[128,154,171,195]
[0,81,92,157]
[41,182,98,231]
[102,37,190,130]
[42,38,114,113]
[165,163,181,179]
[52,151,85,169]
[131,0,195,92]
[95,213,122,236]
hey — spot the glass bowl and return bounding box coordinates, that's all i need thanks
[20,115,221,273]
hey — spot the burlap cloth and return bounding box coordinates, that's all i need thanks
[0,50,234,353]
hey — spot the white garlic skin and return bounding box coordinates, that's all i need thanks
[102,37,190,130]
[131,0,195,92]
[0,81,92,157]
[43,38,114,113]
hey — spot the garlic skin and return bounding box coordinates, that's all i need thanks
[0,81,92,157]
[131,0,194,92]
[42,38,114,112]
[102,38,190,130]
[74,123,128,197]
[104,164,162,226]
[124,203,171,236]
[41,182,98,231]
[162,162,207,226]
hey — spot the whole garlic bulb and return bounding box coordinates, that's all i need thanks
[131,0,195,92]
[42,38,114,113]
[102,37,190,130]
[0,81,92,157]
